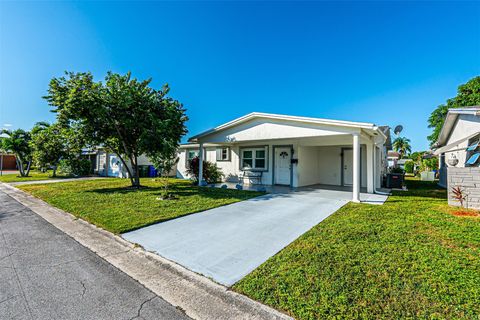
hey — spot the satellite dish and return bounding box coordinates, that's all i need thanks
[394,125,403,136]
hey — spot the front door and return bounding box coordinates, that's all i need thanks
[343,149,353,186]
[274,147,291,185]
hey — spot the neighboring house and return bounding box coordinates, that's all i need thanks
[387,151,400,168]
[95,148,155,178]
[0,154,17,170]
[434,107,480,208]
[177,112,390,202]
[396,158,409,170]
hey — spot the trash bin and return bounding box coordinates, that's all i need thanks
[148,165,158,178]
[138,165,149,178]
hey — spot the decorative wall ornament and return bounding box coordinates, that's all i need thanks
[448,154,459,167]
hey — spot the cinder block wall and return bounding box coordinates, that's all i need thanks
[447,167,480,209]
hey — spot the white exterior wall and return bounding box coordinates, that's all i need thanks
[177,117,387,192]
[297,145,367,188]
[445,114,480,167]
[96,151,155,178]
[178,142,373,189]
[177,141,299,186]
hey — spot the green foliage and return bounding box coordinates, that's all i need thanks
[392,136,411,158]
[408,151,426,162]
[235,179,480,319]
[186,156,224,184]
[419,157,439,172]
[428,76,480,146]
[0,129,33,177]
[58,158,91,176]
[44,71,188,187]
[19,178,263,234]
[151,152,180,199]
[404,160,414,173]
[389,167,404,174]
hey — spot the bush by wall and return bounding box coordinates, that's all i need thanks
[186,156,224,184]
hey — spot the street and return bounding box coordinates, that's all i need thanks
[0,191,189,320]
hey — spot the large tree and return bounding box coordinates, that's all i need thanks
[31,122,83,177]
[428,76,480,146]
[44,71,188,187]
[0,129,33,176]
[392,137,411,159]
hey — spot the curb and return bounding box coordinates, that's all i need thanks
[0,182,292,320]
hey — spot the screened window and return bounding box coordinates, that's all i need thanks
[186,149,199,165]
[241,147,267,170]
[216,147,230,161]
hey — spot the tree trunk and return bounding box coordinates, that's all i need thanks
[129,154,140,188]
[52,168,57,177]
[134,155,140,187]
[25,161,31,177]
[16,158,25,177]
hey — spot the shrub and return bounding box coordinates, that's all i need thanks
[404,160,414,174]
[390,167,404,174]
[58,158,91,176]
[186,156,224,184]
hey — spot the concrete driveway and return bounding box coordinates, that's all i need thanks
[123,188,387,286]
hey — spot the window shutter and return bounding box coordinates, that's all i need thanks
[216,148,222,161]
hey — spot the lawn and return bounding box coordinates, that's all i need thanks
[0,171,69,183]
[234,178,480,319]
[18,178,264,234]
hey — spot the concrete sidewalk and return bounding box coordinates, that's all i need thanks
[0,182,292,320]
[8,176,105,186]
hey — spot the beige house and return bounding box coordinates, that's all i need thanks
[177,112,390,202]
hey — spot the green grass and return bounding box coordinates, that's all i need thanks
[234,178,480,319]
[18,178,264,234]
[0,171,69,183]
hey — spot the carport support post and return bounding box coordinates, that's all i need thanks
[198,142,204,186]
[352,133,360,202]
[366,141,374,193]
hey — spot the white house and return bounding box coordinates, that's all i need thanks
[95,148,154,178]
[177,112,390,202]
[434,107,480,187]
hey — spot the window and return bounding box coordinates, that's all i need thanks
[216,147,230,161]
[186,149,199,165]
[241,147,267,170]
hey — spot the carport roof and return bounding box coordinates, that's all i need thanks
[188,112,386,142]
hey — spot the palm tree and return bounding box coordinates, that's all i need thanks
[0,129,33,177]
[393,137,412,159]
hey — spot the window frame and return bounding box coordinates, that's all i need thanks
[216,147,231,162]
[185,149,200,166]
[239,146,269,171]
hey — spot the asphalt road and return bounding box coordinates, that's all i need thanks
[0,190,190,320]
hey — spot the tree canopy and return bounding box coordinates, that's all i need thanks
[428,76,480,146]
[0,129,33,176]
[392,137,411,159]
[44,71,188,187]
[31,122,83,177]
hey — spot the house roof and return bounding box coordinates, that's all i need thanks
[435,106,480,147]
[387,151,400,159]
[379,126,392,150]
[188,112,387,142]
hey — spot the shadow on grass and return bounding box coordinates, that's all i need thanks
[85,184,265,201]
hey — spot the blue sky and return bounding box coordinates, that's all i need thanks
[0,1,479,151]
